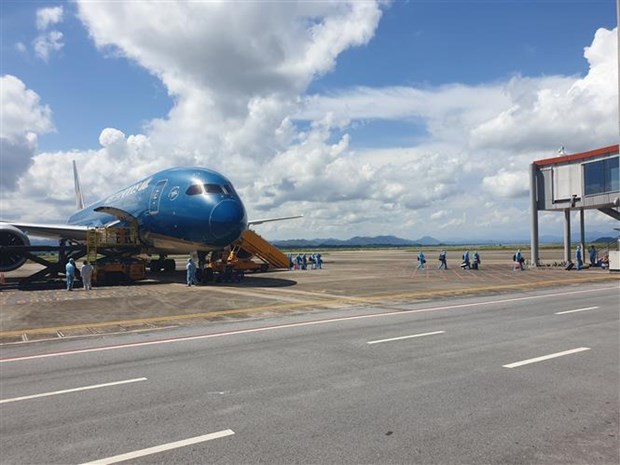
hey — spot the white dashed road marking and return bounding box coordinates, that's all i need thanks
[80,429,235,465]
[555,306,599,315]
[0,377,147,404]
[503,347,590,368]
[367,331,445,345]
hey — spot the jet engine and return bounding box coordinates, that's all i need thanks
[0,224,31,272]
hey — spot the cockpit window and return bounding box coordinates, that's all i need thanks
[186,184,204,196]
[186,183,232,196]
[204,184,224,194]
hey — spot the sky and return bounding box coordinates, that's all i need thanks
[0,0,618,242]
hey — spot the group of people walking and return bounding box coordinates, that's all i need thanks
[415,245,604,273]
[289,253,322,270]
[416,249,480,271]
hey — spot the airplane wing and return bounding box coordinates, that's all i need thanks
[1,221,90,241]
[248,215,303,226]
[5,212,300,240]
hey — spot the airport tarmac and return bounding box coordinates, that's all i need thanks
[0,248,617,344]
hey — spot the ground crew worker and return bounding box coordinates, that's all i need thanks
[65,258,76,291]
[81,260,94,290]
[186,258,197,286]
[576,245,583,270]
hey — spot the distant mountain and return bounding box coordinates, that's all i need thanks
[272,230,619,249]
[346,235,415,246]
[415,235,442,246]
[272,235,444,248]
[539,231,619,244]
[593,236,619,244]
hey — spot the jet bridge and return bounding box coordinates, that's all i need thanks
[530,144,619,266]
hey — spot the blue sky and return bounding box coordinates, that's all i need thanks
[1,1,618,241]
[309,1,617,150]
[312,1,614,88]
[2,2,171,151]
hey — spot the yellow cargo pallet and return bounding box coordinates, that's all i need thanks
[234,229,289,269]
[86,228,99,263]
[86,226,139,263]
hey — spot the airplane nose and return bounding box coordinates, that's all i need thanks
[209,199,246,241]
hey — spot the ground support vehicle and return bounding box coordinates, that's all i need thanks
[0,227,144,289]
[92,257,146,286]
[199,229,288,283]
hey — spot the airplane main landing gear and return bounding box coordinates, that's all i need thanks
[149,257,176,272]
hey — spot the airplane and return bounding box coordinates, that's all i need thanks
[0,162,299,274]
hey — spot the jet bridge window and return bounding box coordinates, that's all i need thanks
[583,157,619,196]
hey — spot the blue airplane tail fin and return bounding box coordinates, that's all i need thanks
[73,160,85,211]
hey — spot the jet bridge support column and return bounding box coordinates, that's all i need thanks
[579,208,586,261]
[563,209,571,263]
[529,163,540,267]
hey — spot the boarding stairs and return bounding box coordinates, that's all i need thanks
[233,229,289,269]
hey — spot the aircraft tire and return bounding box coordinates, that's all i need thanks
[163,259,176,272]
[150,260,163,272]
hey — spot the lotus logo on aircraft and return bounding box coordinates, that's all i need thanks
[168,186,180,201]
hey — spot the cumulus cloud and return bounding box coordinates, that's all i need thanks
[0,75,54,190]
[299,27,617,157]
[471,28,617,153]
[33,6,65,62]
[77,2,381,112]
[70,1,383,184]
[430,210,450,221]
[2,0,617,240]
[36,6,63,30]
[34,30,64,62]
[482,170,529,199]
[288,27,617,238]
